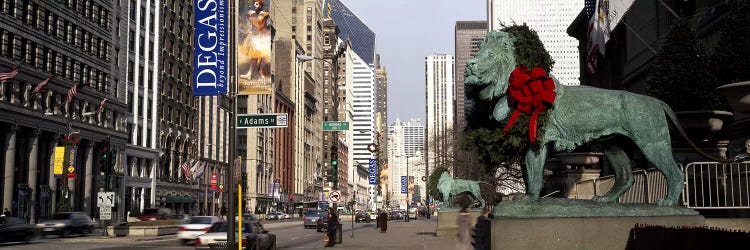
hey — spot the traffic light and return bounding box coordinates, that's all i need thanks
[330,146,338,167]
[99,140,110,173]
[330,145,338,188]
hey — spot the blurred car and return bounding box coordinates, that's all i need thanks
[354,211,370,223]
[195,221,277,250]
[137,207,172,221]
[171,214,191,224]
[177,216,222,245]
[280,212,291,219]
[369,212,378,221]
[36,212,95,237]
[303,210,321,229]
[267,212,286,220]
[408,207,418,219]
[315,215,328,232]
[0,216,40,244]
[389,210,404,220]
[236,214,258,222]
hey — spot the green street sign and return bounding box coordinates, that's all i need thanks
[323,121,350,131]
[237,113,288,128]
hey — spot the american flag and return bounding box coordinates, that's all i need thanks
[194,161,207,179]
[181,160,192,181]
[0,67,18,83]
[31,76,53,95]
[66,83,80,102]
[96,98,107,113]
[586,0,607,74]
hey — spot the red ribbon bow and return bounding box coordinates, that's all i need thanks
[503,66,557,143]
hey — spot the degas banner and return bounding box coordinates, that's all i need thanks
[238,0,272,95]
[193,0,228,96]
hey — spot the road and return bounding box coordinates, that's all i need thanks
[0,217,455,249]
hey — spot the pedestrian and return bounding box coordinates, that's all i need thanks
[474,208,492,250]
[375,209,383,230]
[324,207,338,247]
[456,206,472,250]
[378,210,388,233]
[3,208,10,217]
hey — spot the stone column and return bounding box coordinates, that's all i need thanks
[27,129,40,223]
[3,124,18,212]
[150,161,156,208]
[169,150,174,181]
[84,145,93,215]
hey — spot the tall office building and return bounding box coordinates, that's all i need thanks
[326,0,377,207]
[122,0,162,217]
[454,21,487,137]
[425,54,454,178]
[387,118,425,206]
[0,0,129,222]
[274,0,325,203]
[375,54,388,163]
[155,0,201,215]
[453,21,487,178]
[487,0,583,86]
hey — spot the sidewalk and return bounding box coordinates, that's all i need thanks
[305,218,457,250]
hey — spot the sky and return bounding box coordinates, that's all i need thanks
[340,0,487,125]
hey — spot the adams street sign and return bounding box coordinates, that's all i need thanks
[237,113,288,128]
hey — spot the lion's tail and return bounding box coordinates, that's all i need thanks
[661,102,737,163]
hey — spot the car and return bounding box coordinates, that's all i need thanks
[389,210,404,220]
[369,212,378,221]
[177,216,223,245]
[137,207,172,221]
[265,212,282,220]
[36,212,95,237]
[303,210,322,229]
[354,211,370,223]
[0,216,40,244]
[171,214,191,224]
[408,208,418,220]
[280,212,291,219]
[316,215,336,232]
[195,221,277,250]
[236,214,258,222]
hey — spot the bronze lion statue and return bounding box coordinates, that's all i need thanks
[465,31,733,206]
[438,172,486,208]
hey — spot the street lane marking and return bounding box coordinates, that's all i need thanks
[291,237,298,240]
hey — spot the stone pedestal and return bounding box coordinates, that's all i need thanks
[436,209,484,237]
[491,215,705,250]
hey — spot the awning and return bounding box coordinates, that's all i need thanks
[165,195,196,203]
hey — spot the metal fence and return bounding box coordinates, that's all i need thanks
[570,169,668,203]
[569,162,750,209]
[683,162,750,209]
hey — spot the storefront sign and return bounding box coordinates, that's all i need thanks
[210,173,218,191]
[65,146,77,178]
[53,146,65,177]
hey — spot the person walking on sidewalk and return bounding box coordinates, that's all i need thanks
[456,206,472,250]
[324,208,339,247]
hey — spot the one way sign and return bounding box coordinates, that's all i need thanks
[98,192,115,207]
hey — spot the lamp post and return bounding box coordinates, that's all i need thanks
[405,155,410,222]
